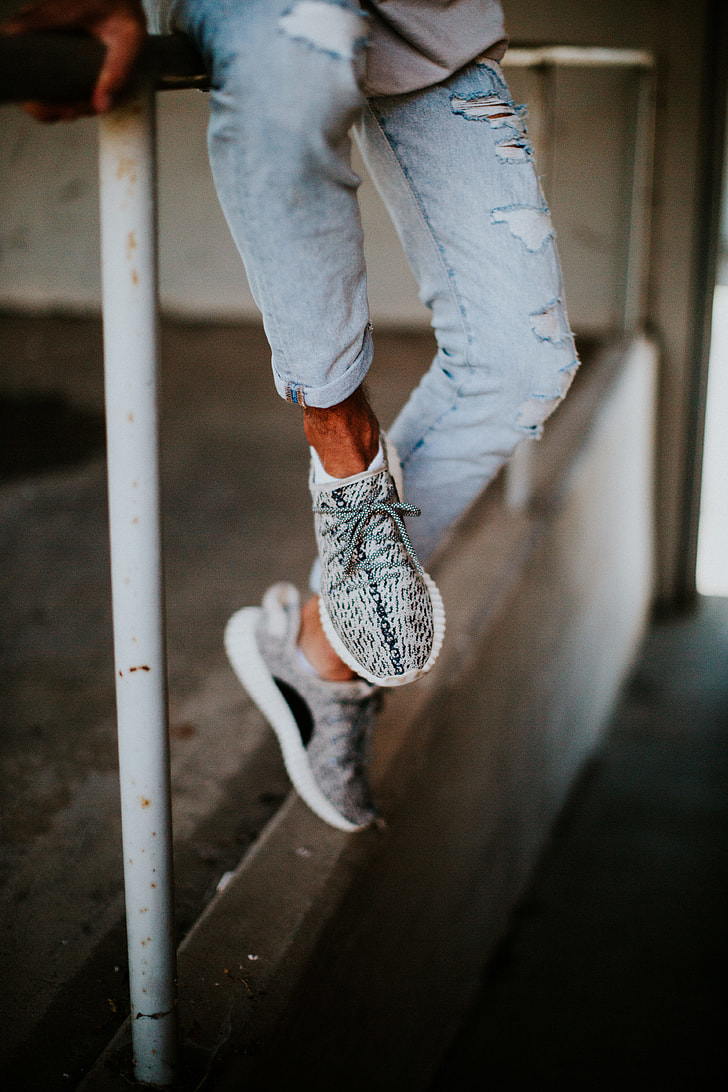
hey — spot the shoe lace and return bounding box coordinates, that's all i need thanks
[315,489,423,579]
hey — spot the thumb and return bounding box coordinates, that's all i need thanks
[92,14,145,113]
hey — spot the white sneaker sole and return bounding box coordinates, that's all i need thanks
[318,571,446,688]
[224,606,365,833]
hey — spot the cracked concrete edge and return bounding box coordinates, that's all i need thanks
[71,536,562,1088]
[73,502,548,1091]
[75,787,382,1089]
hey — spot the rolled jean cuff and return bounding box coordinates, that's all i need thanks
[272,328,374,409]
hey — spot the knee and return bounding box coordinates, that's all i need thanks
[447,295,579,441]
[510,298,580,439]
[206,1,368,152]
[513,359,578,438]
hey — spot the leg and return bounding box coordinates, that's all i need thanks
[303,386,379,477]
[171,0,441,690]
[169,0,373,410]
[159,0,442,826]
[356,58,579,563]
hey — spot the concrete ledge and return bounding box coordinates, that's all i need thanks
[82,335,657,1090]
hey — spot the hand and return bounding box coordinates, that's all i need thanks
[0,0,147,121]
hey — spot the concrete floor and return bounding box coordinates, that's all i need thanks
[2,315,727,1089]
[431,595,728,1090]
[0,313,434,1088]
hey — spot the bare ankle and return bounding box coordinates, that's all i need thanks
[303,386,380,479]
[299,597,358,682]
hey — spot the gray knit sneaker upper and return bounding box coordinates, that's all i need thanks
[225,583,379,831]
[311,442,445,687]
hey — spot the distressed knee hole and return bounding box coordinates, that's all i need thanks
[495,138,532,164]
[279,1,366,60]
[516,395,562,435]
[491,206,554,252]
[516,360,579,436]
[451,93,532,162]
[530,299,572,344]
[450,93,524,127]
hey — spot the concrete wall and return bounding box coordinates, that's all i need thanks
[506,0,725,603]
[214,340,656,1092]
[0,61,639,333]
[81,336,657,1090]
[0,89,429,325]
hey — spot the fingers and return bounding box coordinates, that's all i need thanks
[2,0,146,32]
[1,1,147,120]
[23,100,97,122]
[1,2,69,34]
[2,0,114,34]
[92,11,147,114]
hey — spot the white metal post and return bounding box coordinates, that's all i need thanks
[98,86,179,1087]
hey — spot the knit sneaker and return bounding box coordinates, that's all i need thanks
[311,436,445,688]
[224,582,380,832]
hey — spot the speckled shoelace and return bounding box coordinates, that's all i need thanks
[314,490,423,582]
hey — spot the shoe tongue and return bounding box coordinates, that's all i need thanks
[320,467,390,510]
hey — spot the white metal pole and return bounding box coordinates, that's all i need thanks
[98,85,179,1087]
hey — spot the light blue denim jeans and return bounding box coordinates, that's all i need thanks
[148,0,579,562]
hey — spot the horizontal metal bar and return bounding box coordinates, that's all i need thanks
[503,45,656,69]
[0,31,208,104]
[0,34,657,106]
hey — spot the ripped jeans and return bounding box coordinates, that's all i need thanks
[147,0,579,562]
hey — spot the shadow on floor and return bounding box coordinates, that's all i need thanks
[0,312,436,1089]
[431,596,728,1090]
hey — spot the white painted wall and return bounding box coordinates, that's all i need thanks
[0,90,428,324]
[0,47,646,332]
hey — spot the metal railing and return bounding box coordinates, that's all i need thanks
[1,32,207,1088]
